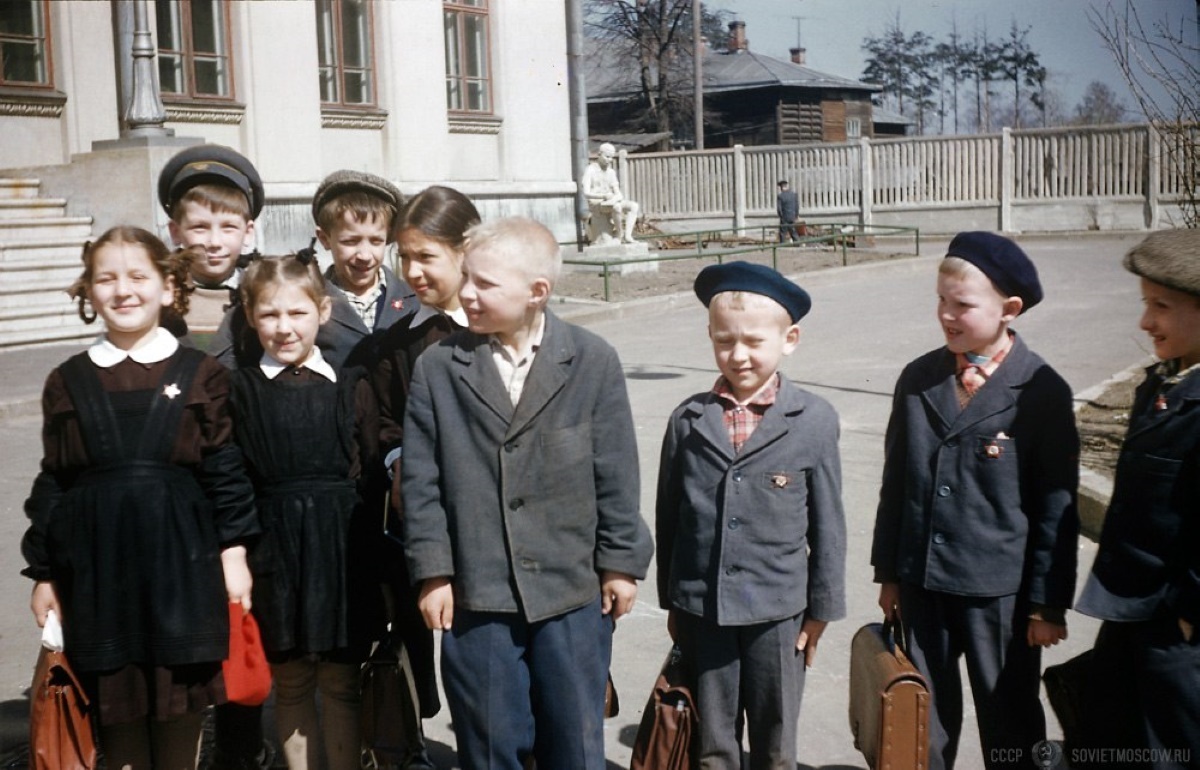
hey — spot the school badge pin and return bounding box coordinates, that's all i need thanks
[771,474,789,488]
[391,299,404,310]
[163,383,181,400]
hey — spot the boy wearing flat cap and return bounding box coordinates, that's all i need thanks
[656,261,846,768]
[871,232,1080,769]
[1073,229,1200,763]
[312,170,417,369]
[158,143,263,348]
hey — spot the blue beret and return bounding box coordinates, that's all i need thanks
[945,231,1043,313]
[694,261,811,322]
[157,144,264,219]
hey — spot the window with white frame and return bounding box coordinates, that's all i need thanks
[846,117,862,138]
[0,0,52,87]
[444,0,491,113]
[156,0,233,99]
[316,0,375,107]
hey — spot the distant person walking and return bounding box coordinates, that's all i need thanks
[776,180,800,243]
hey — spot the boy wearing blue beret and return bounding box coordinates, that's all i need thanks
[871,232,1080,769]
[656,261,847,768]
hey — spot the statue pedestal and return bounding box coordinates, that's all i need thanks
[565,241,656,276]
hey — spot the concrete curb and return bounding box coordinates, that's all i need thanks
[1073,360,1150,541]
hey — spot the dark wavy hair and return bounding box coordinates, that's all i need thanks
[68,226,195,324]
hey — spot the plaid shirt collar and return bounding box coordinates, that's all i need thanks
[713,373,780,453]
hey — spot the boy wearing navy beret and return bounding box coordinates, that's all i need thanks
[656,261,847,768]
[871,232,1080,769]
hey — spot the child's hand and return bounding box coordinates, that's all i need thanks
[600,571,638,621]
[419,577,454,631]
[221,545,253,611]
[1027,618,1067,647]
[30,581,61,628]
[878,582,901,620]
[796,617,828,668]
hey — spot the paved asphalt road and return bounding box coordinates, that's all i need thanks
[0,232,1152,769]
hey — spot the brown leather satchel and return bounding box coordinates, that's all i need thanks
[30,645,97,770]
[630,645,695,770]
[848,621,930,770]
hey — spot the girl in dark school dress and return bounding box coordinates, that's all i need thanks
[371,185,480,765]
[231,253,382,770]
[21,226,258,769]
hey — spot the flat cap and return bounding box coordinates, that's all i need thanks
[311,170,403,223]
[694,261,811,322]
[1123,228,1200,297]
[158,144,264,218]
[946,231,1043,313]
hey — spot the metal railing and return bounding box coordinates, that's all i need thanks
[561,223,920,301]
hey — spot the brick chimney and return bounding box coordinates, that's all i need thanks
[727,20,747,53]
[790,47,806,65]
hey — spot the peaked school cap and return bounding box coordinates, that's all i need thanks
[158,144,264,219]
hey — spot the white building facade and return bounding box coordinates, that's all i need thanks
[0,0,576,252]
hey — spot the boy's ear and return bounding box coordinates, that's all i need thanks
[529,276,551,307]
[167,219,183,247]
[318,296,333,324]
[1001,296,1023,321]
[315,228,332,251]
[782,323,803,354]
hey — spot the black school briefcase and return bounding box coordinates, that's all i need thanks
[849,621,931,770]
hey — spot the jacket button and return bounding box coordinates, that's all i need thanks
[509,498,524,510]
[505,442,518,452]
[933,532,946,544]
[945,439,958,448]
[937,485,951,497]
[728,518,740,530]
[725,566,739,576]
[732,471,743,482]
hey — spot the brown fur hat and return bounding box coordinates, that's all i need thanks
[1123,229,1200,297]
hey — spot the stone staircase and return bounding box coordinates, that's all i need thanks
[0,178,95,347]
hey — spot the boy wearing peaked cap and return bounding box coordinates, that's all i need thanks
[1074,229,1200,763]
[656,261,847,769]
[871,232,1080,769]
[158,143,263,348]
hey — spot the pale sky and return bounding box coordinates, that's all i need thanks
[708,0,1197,122]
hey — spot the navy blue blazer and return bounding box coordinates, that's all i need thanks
[871,335,1080,608]
[1077,364,1200,626]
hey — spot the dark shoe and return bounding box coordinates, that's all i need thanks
[403,746,437,770]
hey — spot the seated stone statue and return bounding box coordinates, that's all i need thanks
[582,143,640,245]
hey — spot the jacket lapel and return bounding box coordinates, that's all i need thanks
[736,379,805,461]
[507,313,570,439]
[944,336,1030,438]
[454,333,515,423]
[918,349,959,435]
[1124,366,1200,443]
[687,396,736,464]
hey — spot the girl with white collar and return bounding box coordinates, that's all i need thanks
[231,252,382,770]
[22,226,258,768]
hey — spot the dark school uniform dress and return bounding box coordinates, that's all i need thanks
[371,303,465,718]
[1075,362,1200,766]
[871,334,1079,770]
[21,332,258,723]
[231,355,383,660]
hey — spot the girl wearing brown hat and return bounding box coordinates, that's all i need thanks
[1074,228,1200,767]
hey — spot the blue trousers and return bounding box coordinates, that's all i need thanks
[440,597,612,770]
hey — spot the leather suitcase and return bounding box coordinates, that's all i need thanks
[849,622,930,770]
